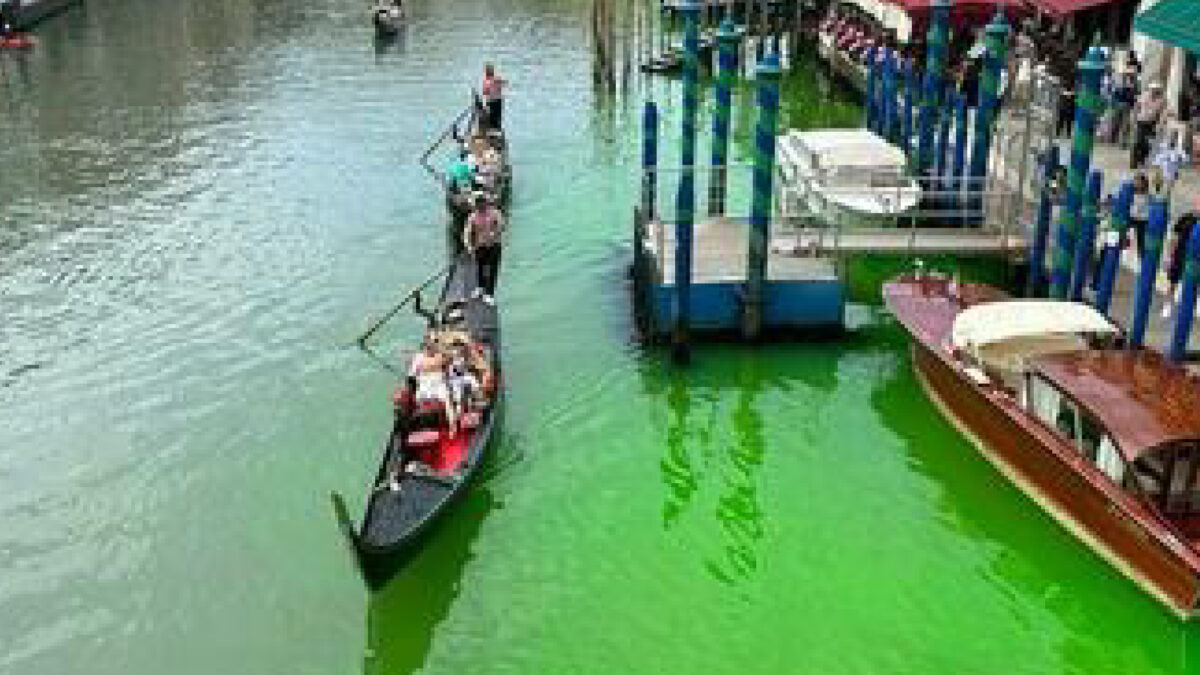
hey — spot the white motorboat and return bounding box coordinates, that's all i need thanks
[371,2,404,36]
[776,128,920,229]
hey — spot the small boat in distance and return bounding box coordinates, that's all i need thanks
[776,129,920,229]
[370,0,404,37]
[885,275,1200,619]
[333,255,502,589]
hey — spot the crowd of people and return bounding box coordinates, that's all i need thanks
[445,63,509,305]
[403,309,495,440]
[387,63,510,463]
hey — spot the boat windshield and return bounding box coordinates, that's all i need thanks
[1128,443,1200,540]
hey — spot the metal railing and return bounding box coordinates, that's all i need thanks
[636,162,1024,282]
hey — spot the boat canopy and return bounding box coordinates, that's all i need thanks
[951,300,1117,372]
[780,129,907,173]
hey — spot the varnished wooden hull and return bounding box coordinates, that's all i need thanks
[908,336,1200,619]
[883,277,1200,619]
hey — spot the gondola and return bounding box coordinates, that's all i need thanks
[370,1,403,37]
[332,254,502,589]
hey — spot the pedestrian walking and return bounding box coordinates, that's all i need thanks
[1131,81,1166,169]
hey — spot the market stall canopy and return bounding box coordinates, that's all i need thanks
[1134,0,1200,56]
[1022,0,1121,18]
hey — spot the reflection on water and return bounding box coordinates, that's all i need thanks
[707,355,765,584]
[372,23,408,60]
[364,482,498,675]
[652,347,839,588]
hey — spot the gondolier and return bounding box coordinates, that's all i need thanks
[462,196,504,304]
[480,63,507,131]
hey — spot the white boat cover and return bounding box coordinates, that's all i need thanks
[784,129,907,171]
[951,300,1117,372]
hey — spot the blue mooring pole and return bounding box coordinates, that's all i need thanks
[1069,171,1102,301]
[901,59,916,160]
[882,49,898,144]
[673,0,701,363]
[951,89,968,192]
[642,101,659,219]
[864,46,879,132]
[916,0,949,177]
[934,88,952,192]
[1169,226,1200,362]
[708,18,740,216]
[1050,45,1105,299]
[1095,179,1134,315]
[1026,145,1059,296]
[744,52,782,340]
[967,11,1009,222]
[1129,197,1169,350]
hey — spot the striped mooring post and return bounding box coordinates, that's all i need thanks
[1026,145,1060,296]
[1095,179,1134,315]
[1049,44,1106,299]
[708,18,740,216]
[934,87,953,191]
[951,89,969,191]
[1069,170,1103,301]
[744,51,782,340]
[901,59,917,161]
[673,0,701,363]
[864,46,879,132]
[1129,197,1169,350]
[1168,225,1200,362]
[915,0,949,176]
[642,101,659,219]
[966,11,1009,214]
[881,48,898,144]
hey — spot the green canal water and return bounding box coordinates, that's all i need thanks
[2,0,1199,673]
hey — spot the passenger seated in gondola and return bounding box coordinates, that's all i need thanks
[408,337,458,435]
[447,348,480,417]
[447,149,475,194]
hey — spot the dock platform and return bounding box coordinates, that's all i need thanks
[635,215,842,338]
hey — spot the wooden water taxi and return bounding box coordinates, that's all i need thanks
[333,255,502,589]
[885,275,1200,619]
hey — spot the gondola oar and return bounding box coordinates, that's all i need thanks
[330,491,370,582]
[355,264,450,348]
[418,93,481,184]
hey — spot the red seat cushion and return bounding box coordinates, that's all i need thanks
[407,430,441,448]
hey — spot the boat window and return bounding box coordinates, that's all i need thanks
[1147,444,1200,517]
[1096,434,1125,483]
[1027,374,1062,428]
[1028,375,1109,464]
[1078,412,1103,463]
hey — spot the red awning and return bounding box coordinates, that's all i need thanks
[1022,0,1119,18]
[889,0,1024,12]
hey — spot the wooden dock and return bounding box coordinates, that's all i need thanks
[634,215,845,337]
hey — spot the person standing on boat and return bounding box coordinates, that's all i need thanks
[480,64,507,131]
[462,196,504,305]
